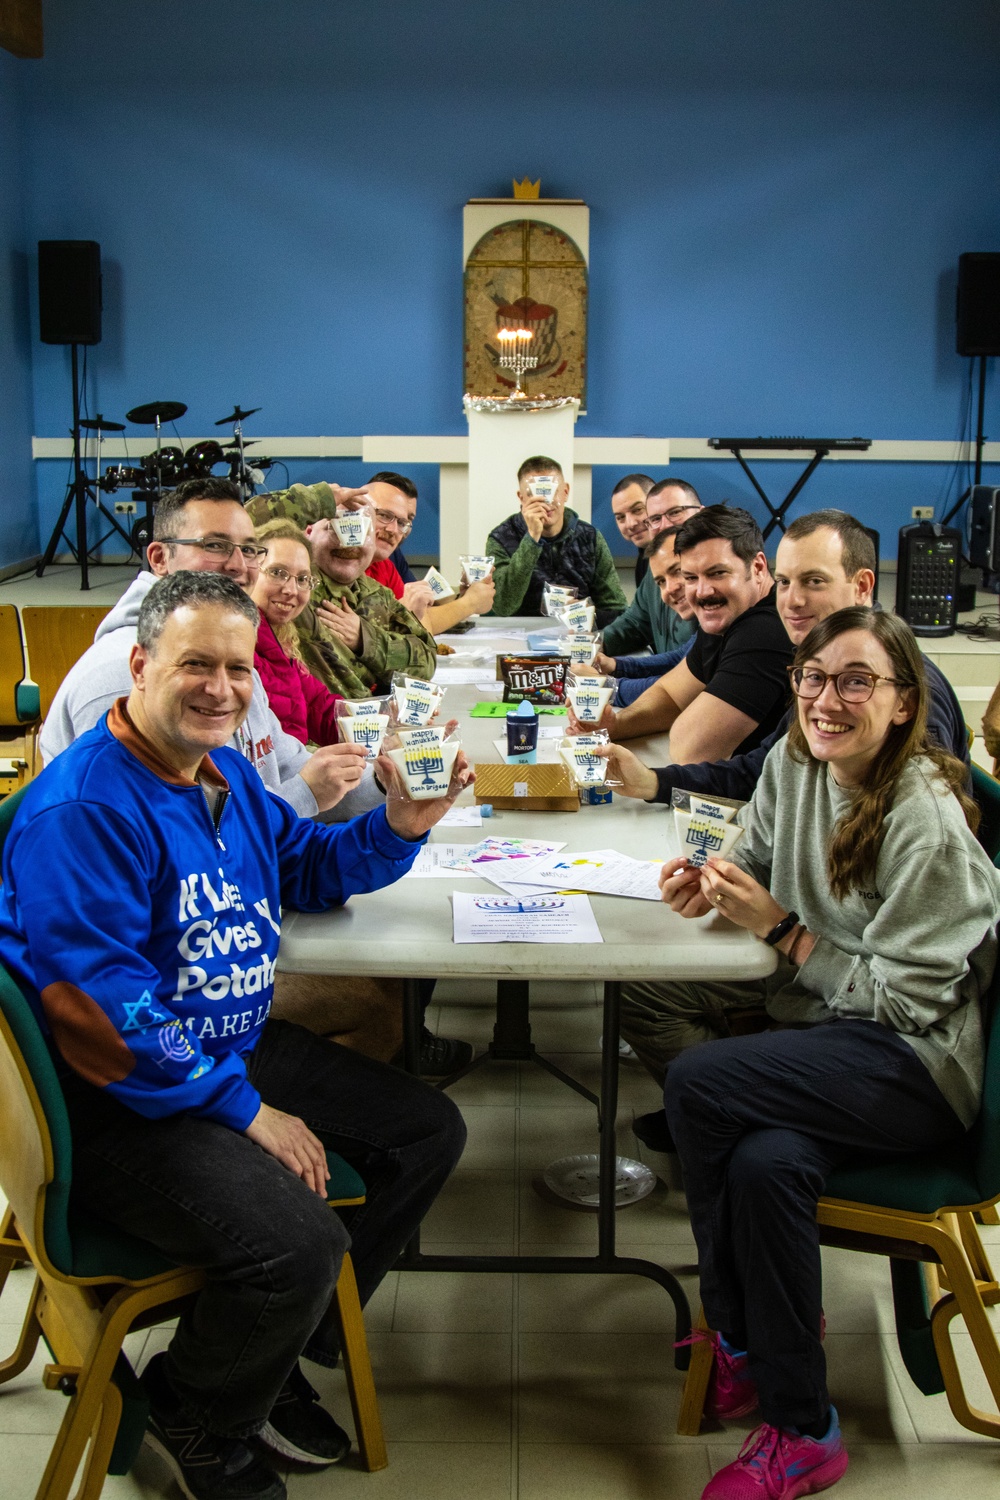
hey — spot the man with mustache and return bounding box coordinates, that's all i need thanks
[577,506,793,766]
[248,482,437,698]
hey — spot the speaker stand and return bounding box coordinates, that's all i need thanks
[942,353,989,529]
[36,344,135,590]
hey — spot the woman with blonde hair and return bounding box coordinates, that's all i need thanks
[660,607,1000,1500]
[250,518,344,745]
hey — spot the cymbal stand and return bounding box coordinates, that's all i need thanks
[231,411,250,500]
[36,344,134,589]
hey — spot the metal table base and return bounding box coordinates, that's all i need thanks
[397,976,692,1372]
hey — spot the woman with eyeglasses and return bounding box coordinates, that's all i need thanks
[659,607,1000,1500]
[250,519,345,745]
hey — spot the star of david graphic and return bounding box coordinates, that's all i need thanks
[122,990,170,1032]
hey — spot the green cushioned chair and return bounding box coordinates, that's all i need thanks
[678,961,1000,1440]
[0,789,387,1497]
[973,761,1000,864]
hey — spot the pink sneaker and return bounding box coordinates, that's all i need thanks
[702,1410,848,1499]
[676,1330,759,1420]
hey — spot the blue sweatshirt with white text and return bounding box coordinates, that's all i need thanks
[0,702,422,1132]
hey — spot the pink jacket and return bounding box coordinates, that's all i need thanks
[254,616,343,746]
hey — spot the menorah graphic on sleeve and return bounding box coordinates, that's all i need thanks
[404,745,446,787]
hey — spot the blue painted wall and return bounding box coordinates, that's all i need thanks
[0,50,37,569]
[15,0,1000,563]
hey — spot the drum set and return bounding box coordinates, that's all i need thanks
[97,402,274,550]
[37,399,274,580]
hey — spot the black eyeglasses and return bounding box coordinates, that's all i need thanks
[788,666,905,704]
[167,538,267,561]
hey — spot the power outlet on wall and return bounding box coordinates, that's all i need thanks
[114,500,137,514]
[911,506,934,520]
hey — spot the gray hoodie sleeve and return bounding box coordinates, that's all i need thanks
[797,834,999,1036]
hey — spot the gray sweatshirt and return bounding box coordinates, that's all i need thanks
[734,740,1000,1128]
[38,572,384,823]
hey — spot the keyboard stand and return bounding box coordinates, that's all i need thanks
[708,438,872,541]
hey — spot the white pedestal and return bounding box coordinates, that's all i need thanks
[439,402,581,582]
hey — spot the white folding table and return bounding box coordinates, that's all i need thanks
[277,619,777,1355]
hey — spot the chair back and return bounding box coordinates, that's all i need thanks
[0,783,75,1274]
[974,849,1000,1201]
[0,784,30,852]
[0,962,75,1276]
[20,606,110,720]
[972,762,1000,863]
[0,606,29,726]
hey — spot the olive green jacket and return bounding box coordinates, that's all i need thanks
[247,484,437,697]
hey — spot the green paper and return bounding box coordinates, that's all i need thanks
[469,702,567,718]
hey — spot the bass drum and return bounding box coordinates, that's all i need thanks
[140,446,185,489]
[131,514,154,553]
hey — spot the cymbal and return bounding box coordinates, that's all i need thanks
[79,414,125,432]
[127,400,188,425]
[215,405,261,427]
[222,439,259,450]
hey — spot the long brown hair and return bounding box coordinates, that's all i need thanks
[787,607,977,899]
[254,518,314,661]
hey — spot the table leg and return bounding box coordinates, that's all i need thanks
[394,974,692,1363]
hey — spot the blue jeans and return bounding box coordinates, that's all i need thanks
[63,1019,466,1437]
[664,1020,964,1430]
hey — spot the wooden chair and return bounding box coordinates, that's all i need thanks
[973,761,1000,865]
[677,959,1000,1441]
[0,787,387,1498]
[19,607,111,722]
[0,605,41,789]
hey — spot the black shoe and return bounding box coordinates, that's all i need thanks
[418,1027,474,1076]
[258,1362,351,1468]
[393,1028,475,1076]
[633,1109,676,1154]
[142,1353,285,1500]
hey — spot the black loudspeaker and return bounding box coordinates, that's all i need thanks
[38,239,102,345]
[957,252,1000,357]
[895,522,961,637]
[969,486,1000,572]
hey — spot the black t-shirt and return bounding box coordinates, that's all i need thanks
[684,585,794,755]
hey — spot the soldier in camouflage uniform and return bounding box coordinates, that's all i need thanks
[247,483,437,697]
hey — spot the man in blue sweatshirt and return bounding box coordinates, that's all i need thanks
[0,572,469,1500]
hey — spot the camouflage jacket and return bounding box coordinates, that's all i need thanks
[247,484,437,697]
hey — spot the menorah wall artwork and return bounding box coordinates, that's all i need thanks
[463,183,589,405]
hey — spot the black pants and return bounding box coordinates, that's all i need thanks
[664,1020,965,1430]
[62,1020,466,1438]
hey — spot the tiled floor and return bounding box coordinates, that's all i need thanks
[2,982,999,1498]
